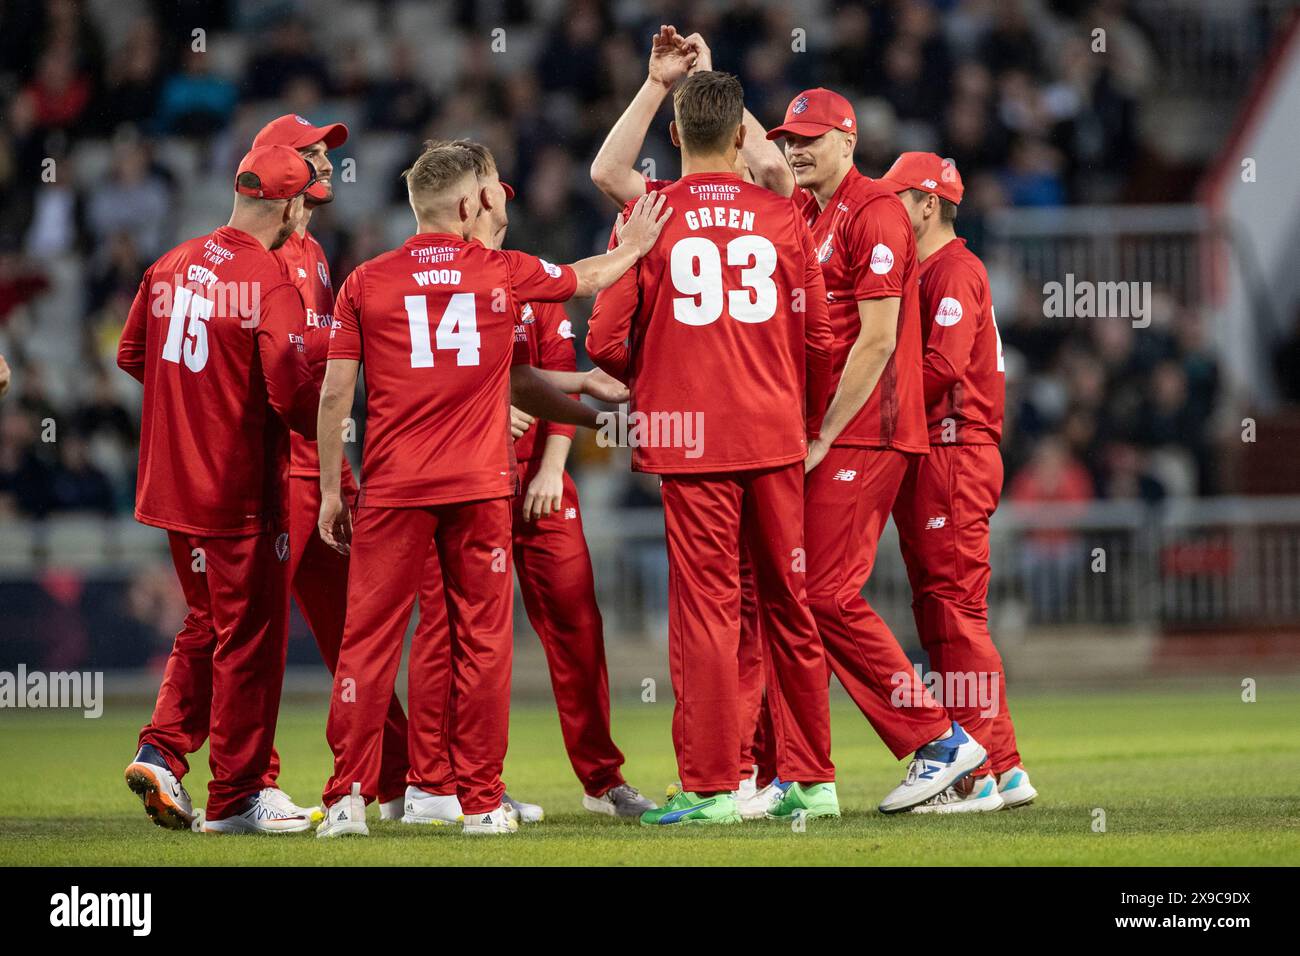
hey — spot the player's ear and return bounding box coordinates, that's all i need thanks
[669,120,681,148]
[734,122,746,152]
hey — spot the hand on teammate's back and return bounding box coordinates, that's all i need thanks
[616,192,672,256]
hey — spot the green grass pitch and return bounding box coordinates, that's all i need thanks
[2,684,1298,866]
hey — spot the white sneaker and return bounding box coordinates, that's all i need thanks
[503,791,544,824]
[401,786,462,826]
[265,787,321,823]
[203,787,313,834]
[878,722,988,814]
[378,796,404,821]
[997,766,1038,808]
[736,781,784,820]
[462,805,519,835]
[316,783,369,838]
[912,774,1005,814]
[124,746,195,831]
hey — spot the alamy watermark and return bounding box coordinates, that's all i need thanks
[1043,273,1151,328]
[889,665,1000,718]
[0,665,103,717]
[596,405,705,459]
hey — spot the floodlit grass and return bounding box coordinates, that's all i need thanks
[2,684,1297,866]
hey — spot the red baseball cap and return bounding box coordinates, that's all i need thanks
[766,88,857,140]
[499,180,515,199]
[234,145,317,200]
[253,114,347,202]
[879,151,965,204]
[252,114,349,151]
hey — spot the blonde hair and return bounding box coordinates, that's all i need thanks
[401,140,479,201]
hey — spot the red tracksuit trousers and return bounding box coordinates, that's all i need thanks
[286,478,409,801]
[405,463,627,798]
[659,462,834,794]
[893,444,1023,774]
[801,446,951,759]
[511,462,625,795]
[323,498,513,816]
[140,479,412,805]
[139,529,290,820]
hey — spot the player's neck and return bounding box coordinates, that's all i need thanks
[225,213,281,251]
[681,149,738,177]
[916,225,957,263]
[296,207,314,238]
[415,216,467,239]
[811,162,853,211]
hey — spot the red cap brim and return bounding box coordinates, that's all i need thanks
[500,181,515,199]
[766,121,839,141]
[877,176,912,195]
[318,122,348,148]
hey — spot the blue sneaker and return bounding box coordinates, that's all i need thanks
[878,722,987,814]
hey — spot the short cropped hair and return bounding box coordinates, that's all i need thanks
[907,188,958,223]
[673,71,745,153]
[401,140,478,198]
[446,139,498,178]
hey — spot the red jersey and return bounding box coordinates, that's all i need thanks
[798,166,928,453]
[916,237,1004,445]
[117,226,317,536]
[587,171,833,474]
[276,230,356,492]
[513,300,579,462]
[328,232,577,508]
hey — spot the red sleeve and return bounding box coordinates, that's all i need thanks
[798,219,833,435]
[586,264,638,382]
[502,249,578,303]
[534,301,579,442]
[328,269,363,361]
[847,196,909,301]
[117,268,153,383]
[256,282,318,438]
[922,262,982,407]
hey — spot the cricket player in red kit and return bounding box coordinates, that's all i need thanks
[251,114,412,817]
[769,89,988,813]
[589,26,795,819]
[119,145,321,833]
[880,152,1037,812]
[313,142,669,837]
[392,146,655,825]
[588,71,840,826]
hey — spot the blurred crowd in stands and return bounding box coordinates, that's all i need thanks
[0,0,1266,525]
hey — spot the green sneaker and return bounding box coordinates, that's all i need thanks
[639,790,741,827]
[765,782,841,820]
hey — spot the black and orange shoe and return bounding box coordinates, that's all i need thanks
[124,744,195,831]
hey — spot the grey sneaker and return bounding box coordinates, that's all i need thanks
[583,783,658,818]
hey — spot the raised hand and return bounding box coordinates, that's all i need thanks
[682,33,713,75]
[648,24,696,89]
